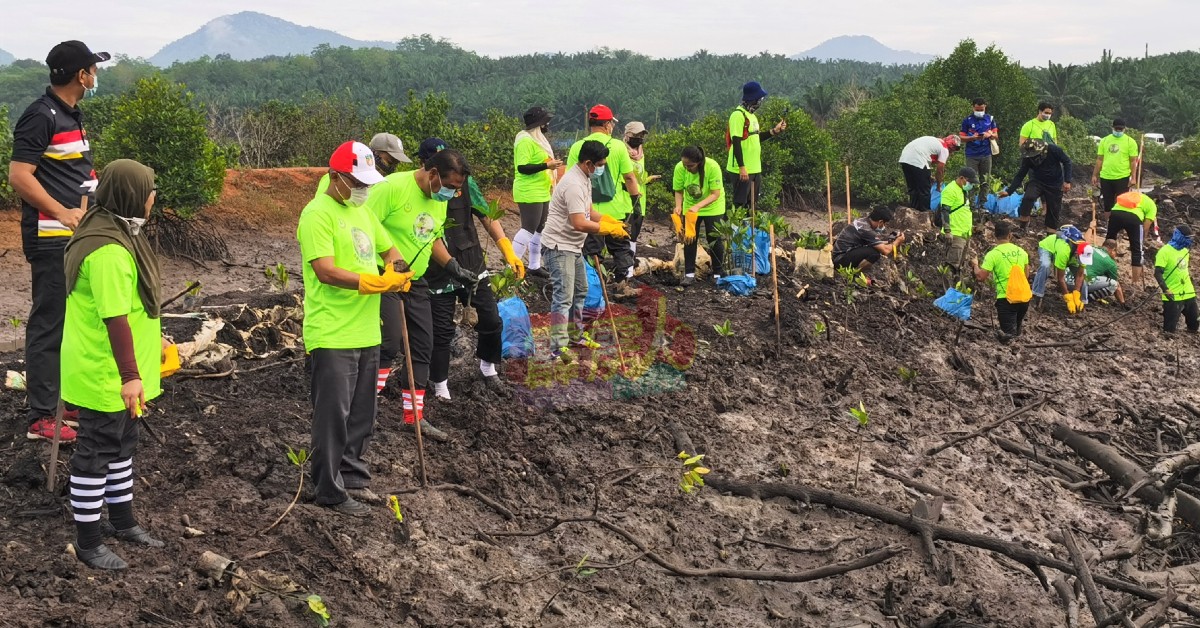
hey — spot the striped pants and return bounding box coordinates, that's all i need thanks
[68,408,140,549]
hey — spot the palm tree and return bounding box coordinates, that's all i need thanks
[1040,62,1089,117]
[802,83,843,126]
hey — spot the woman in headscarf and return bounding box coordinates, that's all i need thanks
[62,159,165,570]
[511,107,562,279]
[622,121,660,277]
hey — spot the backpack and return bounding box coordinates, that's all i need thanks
[591,139,617,203]
[1005,266,1032,304]
[724,108,752,149]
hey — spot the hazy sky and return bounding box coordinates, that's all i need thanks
[0,0,1194,65]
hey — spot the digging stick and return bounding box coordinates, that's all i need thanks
[593,256,628,374]
[769,225,781,348]
[1135,134,1146,189]
[48,194,88,493]
[1061,526,1110,627]
[396,297,428,487]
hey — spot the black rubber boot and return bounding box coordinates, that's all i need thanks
[100,520,166,547]
[76,543,128,570]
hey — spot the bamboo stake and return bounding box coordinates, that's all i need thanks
[845,165,852,225]
[769,225,781,348]
[593,256,628,374]
[397,298,428,487]
[48,194,88,494]
[825,162,834,239]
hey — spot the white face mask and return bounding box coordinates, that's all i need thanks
[348,187,371,207]
[84,72,98,98]
[973,110,985,118]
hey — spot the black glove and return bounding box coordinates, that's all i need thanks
[445,258,479,286]
[630,195,642,217]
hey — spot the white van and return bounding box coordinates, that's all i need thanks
[1145,133,1166,146]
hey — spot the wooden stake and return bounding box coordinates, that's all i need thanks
[844,165,852,225]
[48,194,87,494]
[1135,134,1146,189]
[825,162,834,239]
[769,225,781,348]
[593,256,628,374]
[397,297,428,487]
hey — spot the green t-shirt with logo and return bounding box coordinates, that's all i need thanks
[726,106,763,174]
[297,193,394,351]
[1086,247,1119,281]
[566,132,634,219]
[981,242,1029,300]
[1020,118,1057,144]
[1097,134,1140,180]
[672,157,725,217]
[368,171,448,280]
[1156,244,1195,301]
[512,137,553,204]
[61,244,162,413]
[1039,234,1077,270]
[939,181,972,238]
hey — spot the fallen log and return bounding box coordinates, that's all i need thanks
[1062,526,1111,627]
[706,475,1200,616]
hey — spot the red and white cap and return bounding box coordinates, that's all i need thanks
[329,141,385,185]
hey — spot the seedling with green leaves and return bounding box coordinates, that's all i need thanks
[677,451,711,493]
[713,319,734,337]
[813,320,827,338]
[573,554,598,579]
[265,263,290,292]
[897,366,918,386]
[306,595,331,627]
[480,198,507,221]
[849,402,870,490]
[262,446,310,534]
[837,266,867,304]
[7,317,20,328]
[795,230,829,251]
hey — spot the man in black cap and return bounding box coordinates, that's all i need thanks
[1091,118,1140,218]
[8,40,110,444]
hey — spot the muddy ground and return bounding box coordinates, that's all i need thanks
[3,174,1200,627]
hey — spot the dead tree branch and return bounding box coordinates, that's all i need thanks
[926,396,1049,456]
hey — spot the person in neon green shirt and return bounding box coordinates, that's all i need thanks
[512,107,563,278]
[299,141,408,518]
[314,133,411,197]
[1156,225,1197,333]
[673,145,726,286]
[939,167,978,272]
[566,104,641,297]
[726,81,787,210]
[368,139,468,437]
[1091,118,1140,216]
[1103,190,1158,290]
[622,121,661,273]
[1033,225,1087,313]
[973,221,1031,340]
[61,159,166,569]
[1018,102,1057,147]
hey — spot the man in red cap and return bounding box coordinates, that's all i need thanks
[898,135,961,211]
[297,141,408,517]
[566,105,641,298]
[8,40,110,443]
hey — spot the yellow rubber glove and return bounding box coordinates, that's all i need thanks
[358,266,414,294]
[684,212,699,244]
[1064,292,1079,314]
[1071,290,1084,314]
[598,220,630,239]
[160,343,181,378]
[599,214,624,228]
[670,213,684,239]
[497,237,525,279]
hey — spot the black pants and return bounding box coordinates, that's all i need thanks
[381,280,432,388]
[583,233,634,284]
[901,164,932,210]
[1106,210,1145,266]
[430,281,502,383]
[517,202,549,233]
[683,215,724,275]
[1163,297,1200,333]
[1100,177,1129,216]
[727,172,762,208]
[1018,181,1064,229]
[309,347,379,505]
[25,247,67,422]
[69,407,140,544]
[833,246,882,270]
[995,298,1030,337]
[70,408,140,476]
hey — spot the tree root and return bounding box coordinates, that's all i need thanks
[390,483,516,520]
[146,212,229,261]
[705,475,1200,617]
[925,395,1049,456]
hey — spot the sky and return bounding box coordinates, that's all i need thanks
[0,0,1194,66]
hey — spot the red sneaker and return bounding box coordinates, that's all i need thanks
[63,408,80,428]
[26,417,77,443]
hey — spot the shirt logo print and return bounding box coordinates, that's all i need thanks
[351,227,372,262]
[413,213,436,243]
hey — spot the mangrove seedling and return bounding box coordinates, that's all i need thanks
[677,451,711,494]
[262,446,310,534]
[813,320,827,338]
[265,262,290,292]
[713,320,734,337]
[849,402,870,490]
[897,366,918,387]
[795,230,829,251]
[306,595,331,627]
[573,555,598,579]
[7,317,20,328]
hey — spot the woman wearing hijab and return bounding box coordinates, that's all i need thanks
[512,107,563,279]
[622,121,660,276]
[62,159,166,570]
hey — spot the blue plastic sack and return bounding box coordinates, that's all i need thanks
[930,184,941,210]
[716,274,757,296]
[584,260,606,317]
[984,193,1023,217]
[934,287,973,321]
[498,296,533,358]
[731,226,772,274]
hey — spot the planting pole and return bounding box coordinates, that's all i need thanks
[844,165,852,225]
[1135,133,1146,189]
[396,298,428,487]
[769,225,781,348]
[48,194,88,494]
[593,256,628,374]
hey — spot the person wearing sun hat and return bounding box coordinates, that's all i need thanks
[512,106,563,279]
[297,140,407,518]
[726,81,787,210]
[369,132,412,175]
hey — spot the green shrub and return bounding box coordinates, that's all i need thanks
[0,106,15,208]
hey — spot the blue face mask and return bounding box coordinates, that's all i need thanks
[591,165,606,180]
[429,170,457,201]
[964,182,975,191]
[1170,228,1193,250]
[1113,130,1125,137]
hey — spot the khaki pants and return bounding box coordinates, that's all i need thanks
[945,235,969,270]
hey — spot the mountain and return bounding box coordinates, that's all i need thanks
[149,12,393,66]
[792,35,935,65]
[0,48,14,66]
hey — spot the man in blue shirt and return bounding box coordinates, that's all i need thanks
[959,98,998,208]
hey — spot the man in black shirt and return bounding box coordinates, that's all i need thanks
[8,40,110,443]
[1000,138,1073,234]
[832,207,906,272]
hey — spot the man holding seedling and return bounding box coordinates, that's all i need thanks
[567,105,640,299]
[898,135,961,211]
[938,167,979,272]
[726,81,787,212]
[369,140,470,442]
[542,140,630,363]
[298,141,407,517]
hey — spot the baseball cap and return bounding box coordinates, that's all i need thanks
[588,104,617,123]
[1077,244,1094,266]
[368,133,412,163]
[523,106,552,128]
[47,41,110,79]
[417,137,449,162]
[329,141,384,185]
[943,135,962,148]
[624,121,647,137]
[958,167,979,183]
